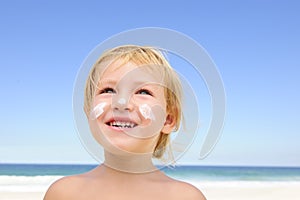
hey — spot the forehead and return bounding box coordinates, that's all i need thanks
[100,59,165,86]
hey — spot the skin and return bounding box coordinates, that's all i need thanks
[44,60,206,200]
[90,60,171,157]
[44,164,206,200]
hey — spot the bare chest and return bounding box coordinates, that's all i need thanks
[72,181,175,200]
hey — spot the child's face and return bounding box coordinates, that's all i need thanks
[89,59,173,155]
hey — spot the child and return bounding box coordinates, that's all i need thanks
[44,45,206,199]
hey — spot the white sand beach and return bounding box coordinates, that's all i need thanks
[199,181,300,200]
[1,176,300,200]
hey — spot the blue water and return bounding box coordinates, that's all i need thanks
[1,164,300,181]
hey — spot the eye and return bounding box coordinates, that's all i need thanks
[99,87,115,94]
[136,88,153,96]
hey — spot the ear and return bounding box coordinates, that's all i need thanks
[161,114,176,134]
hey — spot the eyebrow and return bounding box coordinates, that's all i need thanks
[98,79,117,85]
[99,79,161,86]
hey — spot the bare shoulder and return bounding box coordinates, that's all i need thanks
[169,179,206,200]
[43,175,86,200]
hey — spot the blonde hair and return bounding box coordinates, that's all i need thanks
[84,45,182,159]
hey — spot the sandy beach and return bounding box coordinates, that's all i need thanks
[1,176,299,200]
[200,181,300,200]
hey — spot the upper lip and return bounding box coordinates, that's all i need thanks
[105,116,138,125]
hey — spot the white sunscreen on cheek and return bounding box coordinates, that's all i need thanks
[139,104,155,120]
[90,102,107,120]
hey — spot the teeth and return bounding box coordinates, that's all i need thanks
[109,121,136,128]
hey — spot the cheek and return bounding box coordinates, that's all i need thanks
[134,96,167,121]
[93,94,112,104]
[130,104,167,139]
[90,102,107,120]
[90,95,112,120]
[150,104,167,123]
[133,95,166,107]
[139,104,155,120]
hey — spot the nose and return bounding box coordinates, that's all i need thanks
[112,96,133,111]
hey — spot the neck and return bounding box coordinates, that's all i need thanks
[103,150,158,173]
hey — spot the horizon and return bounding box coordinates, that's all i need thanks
[1,162,300,168]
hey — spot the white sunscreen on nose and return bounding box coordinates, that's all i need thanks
[139,104,155,120]
[118,98,126,105]
[90,102,107,120]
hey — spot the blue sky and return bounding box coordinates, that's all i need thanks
[0,0,299,166]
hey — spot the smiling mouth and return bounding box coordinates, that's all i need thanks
[106,121,137,128]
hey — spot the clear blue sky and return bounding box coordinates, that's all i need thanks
[0,0,299,166]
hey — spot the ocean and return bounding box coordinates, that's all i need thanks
[1,164,300,193]
[1,164,300,181]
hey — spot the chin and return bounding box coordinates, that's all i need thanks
[91,123,158,155]
[107,137,152,155]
